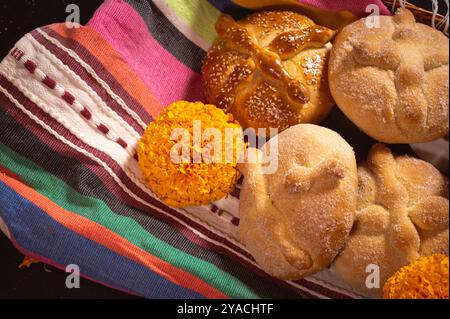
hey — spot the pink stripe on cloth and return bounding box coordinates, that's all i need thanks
[87,0,204,107]
[300,0,391,16]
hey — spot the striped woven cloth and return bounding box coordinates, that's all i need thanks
[0,0,392,298]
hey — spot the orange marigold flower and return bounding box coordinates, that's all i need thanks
[383,254,449,299]
[18,256,39,269]
[138,101,244,207]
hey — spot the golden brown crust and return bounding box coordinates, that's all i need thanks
[237,124,357,279]
[334,143,449,296]
[202,11,336,135]
[329,8,449,143]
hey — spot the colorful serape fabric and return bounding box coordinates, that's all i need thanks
[0,0,391,298]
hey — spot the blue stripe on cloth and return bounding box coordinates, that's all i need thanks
[0,180,204,299]
[207,0,253,19]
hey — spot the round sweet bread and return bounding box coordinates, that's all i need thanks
[329,8,449,143]
[237,124,357,279]
[202,11,336,135]
[334,143,449,296]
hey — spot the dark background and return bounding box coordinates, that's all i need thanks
[0,0,446,299]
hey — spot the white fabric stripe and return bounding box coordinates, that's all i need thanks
[33,68,83,113]
[153,0,211,51]
[27,34,141,142]
[53,82,65,97]
[22,53,128,147]
[0,84,332,300]
[1,56,360,300]
[36,28,148,130]
[3,55,132,157]
[1,55,136,165]
[184,205,239,241]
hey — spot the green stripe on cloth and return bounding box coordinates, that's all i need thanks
[163,0,219,46]
[0,142,261,299]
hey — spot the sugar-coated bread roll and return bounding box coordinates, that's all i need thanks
[202,11,336,135]
[237,124,357,279]
[334,143,449,296]
[329,8,449,143]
